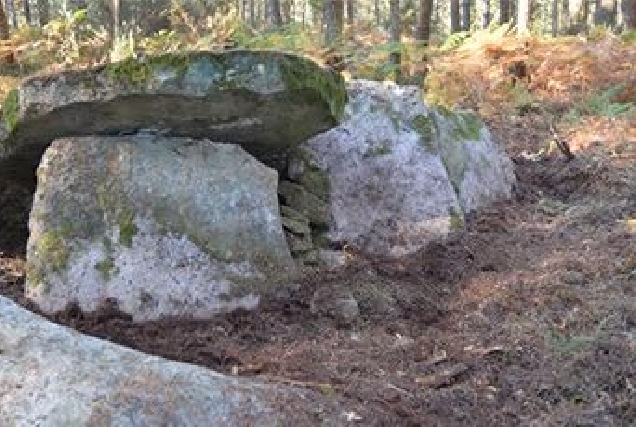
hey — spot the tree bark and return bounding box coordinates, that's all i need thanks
[499,0,510,23]
[23,0,31,26]
[37,0,50,26]
[346,0,354,25]
[416,0,433,41]
[112,0,120,41]
[517,0,530,33]
[482,0,491,27]
[389,0,401,80]
[374,0,380,25]
[324,0,344,44]
[450,0,460,31]
[551,0,558,35]
[594,0,617,26]
[461,0,471,30]
[269,0,283,27]
[0,1,9,39]
[623,0,636,29]
[5,0,16,28]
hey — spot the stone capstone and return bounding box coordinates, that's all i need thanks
[26,135,296,321]
[0,50,346,186]
[0,296,354,426]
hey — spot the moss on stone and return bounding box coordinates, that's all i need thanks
[411,114,436,150]
[449,207,465,231]
[364,144,392,158]
[279,55,347,121]
[104,52,190,87]
[451,111,483,141]
[36,230,70,272]
[95,257,117,281]
[2,88,20,133]
[118,212,138,247]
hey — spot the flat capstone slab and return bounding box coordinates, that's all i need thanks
[0,49,346,186]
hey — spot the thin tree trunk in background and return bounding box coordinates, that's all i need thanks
[346,0,354,25]
[269,0,283,27]
[249,0,255,26]
[483,0,491,27]
[623,0,636,28]
[450,0,460,31]
[324,0,343,44]
[389,0,401,80]
[518,0,530,33]
[375,0,380,26]
[416,0,433,41]
[552,0,559,35]
[37,0,50,26]
[23,0,31,25]
[499,0,510,23]
[461,0,471,30]
[113,0,120,41]
[0,1,9,38]
[5,0,16,28]
[594,0,617,26]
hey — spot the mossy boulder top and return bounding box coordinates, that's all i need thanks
[0,50,346,185]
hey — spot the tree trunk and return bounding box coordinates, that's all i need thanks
[324,0,344,44]
[389,0,401,80]
[517,0,530,33]
[482,0,491,27]
[623,0,636,29]
[499,0,510,23]
[249,0,255,26]
[450,0,460,31]
[416,0,433,41]
[23,0,31,26]
[0,1,9,38]
[37,0,50,26]
[552,0,558,35]
[5,0,16,28]
[594,0,617,26]
[269,0,283,27]
[113,0,120,41]
[346,0,354,25]
[375,0,380,25]
[461,0,471,30]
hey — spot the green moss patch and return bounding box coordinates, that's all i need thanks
[95,257,118,281]
[37,230,70,272]
[118,212,138,247]
[2,88,20,134]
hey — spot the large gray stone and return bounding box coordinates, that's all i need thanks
[0,296,349,426]
[0,50,346,186]
[296,80,514,257]
[26,135,295,321]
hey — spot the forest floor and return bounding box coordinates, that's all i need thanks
[1,35,636,425]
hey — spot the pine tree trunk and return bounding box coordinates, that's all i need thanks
[389,0,401,80]
[375,0,381,25]
[594,0,616,26]
[551,0,559,35]
[5,0,16,28]
[346,0,354,25]
[37,0,50,26]
[461,0,471,30]
[416,0,434,41]
[324,0,343,44]
[623,0,636,29]
[269,0,283,27]
[518,0,530,33]
[450,0,460,31]
[0,1,9,39]
[499,0,510,23]
[23,0,31,26]
[113,0,120,41]
[482,0,491,27]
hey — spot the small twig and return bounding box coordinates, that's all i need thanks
[258,374,343,392]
